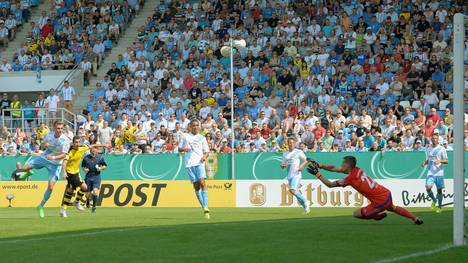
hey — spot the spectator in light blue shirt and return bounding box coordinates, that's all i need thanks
[93,83,106,98]
[13,7,23,24]
[115,54,127,69]
[235,85,249,101]
[370,16,380,33]
[85,94,95,112]
[56,4,68,16]
[431,67,445,86]
[11,59,23,71]
[344,92,355,105]
[207,73,219,88]
[22,99,35,121]
[0,1,11,9]
[241,114,252,129]
[90,104,101,120]
[104,38,113,50]
[375,134,387,149]
[74,46,85,63]
[362,130,375,149]
[262,3,273,19]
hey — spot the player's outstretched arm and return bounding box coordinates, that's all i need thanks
[307,160,339,187]
[317,163,346,173]
[90,143,111,148]
[306,163,339,188]
[316,175,339,188]
[45,153,67,161]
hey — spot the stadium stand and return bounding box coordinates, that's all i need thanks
[1,0,468,156]
[0,0,141,78]
[0,0,39,49]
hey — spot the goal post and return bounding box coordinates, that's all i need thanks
[452,13,467,246]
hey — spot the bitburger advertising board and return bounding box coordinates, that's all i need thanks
[236,179,468,208]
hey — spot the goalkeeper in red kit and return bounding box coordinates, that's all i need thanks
[307,156,423,225]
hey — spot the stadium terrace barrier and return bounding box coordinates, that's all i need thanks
[1,107,77,134]
[1,151,465,181]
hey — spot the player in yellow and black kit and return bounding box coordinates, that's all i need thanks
[59,136,107,218]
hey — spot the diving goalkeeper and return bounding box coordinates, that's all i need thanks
[307,156,423,225]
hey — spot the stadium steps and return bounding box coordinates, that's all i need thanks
[72,0,160,115]
[0,0,54,62]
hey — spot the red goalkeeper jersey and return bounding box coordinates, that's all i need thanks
[336,167,390,205]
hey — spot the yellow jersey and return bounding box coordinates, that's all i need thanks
[114,135,125,148]
[65,145,89,174]
[27,42,38,53]
[123,126,137,143]
[37,127,49,139]
[205,97,215,106]
[44,35,54,46]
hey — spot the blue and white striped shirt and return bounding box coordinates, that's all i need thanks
[61,86,76,101]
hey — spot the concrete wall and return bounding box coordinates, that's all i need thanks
[0,70,83,93]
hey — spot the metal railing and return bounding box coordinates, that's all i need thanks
[1,108,77,134]
[54,59,83,94]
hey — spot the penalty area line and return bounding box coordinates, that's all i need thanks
[373,244,455,263]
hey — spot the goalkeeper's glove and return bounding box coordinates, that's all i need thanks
[307,162,322,178]
[306,158,321,168]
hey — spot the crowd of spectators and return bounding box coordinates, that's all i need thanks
[1,0,468,155]
[0,0,38,47]
[0,0,142,86]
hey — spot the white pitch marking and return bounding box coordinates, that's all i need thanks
[373,244,455,263]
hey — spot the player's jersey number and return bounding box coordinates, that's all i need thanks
[359,171,376,189]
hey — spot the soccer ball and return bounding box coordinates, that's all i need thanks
[301,131,315,146]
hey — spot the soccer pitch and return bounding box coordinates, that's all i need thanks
[0,208,466,263]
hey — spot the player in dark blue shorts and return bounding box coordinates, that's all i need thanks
[81,146,107,213]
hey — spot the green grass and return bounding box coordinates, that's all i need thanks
[0,208,466,263]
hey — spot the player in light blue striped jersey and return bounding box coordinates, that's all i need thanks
[281,138,311,214]
[422,133,449,213]
[179,119,211,219]
[17,121,71,218]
